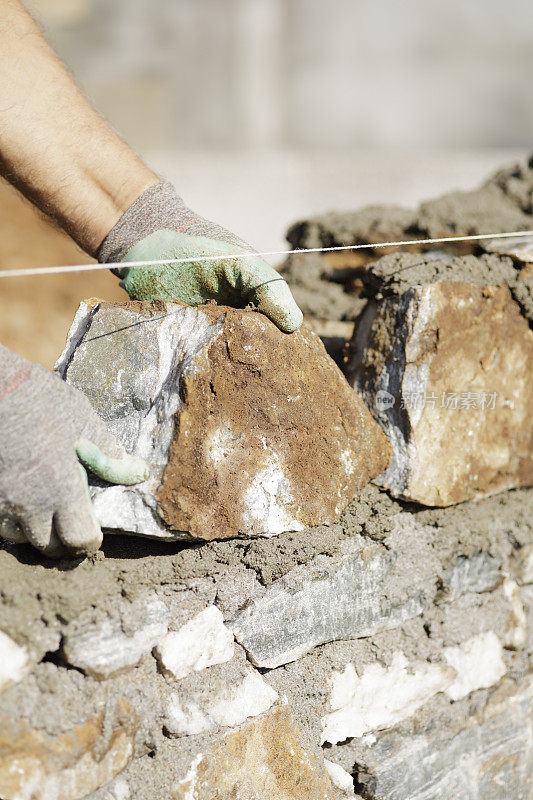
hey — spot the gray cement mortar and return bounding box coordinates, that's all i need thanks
[2,485,529,655]
[281,156,533,324]
[280,252,369,322]
[356,251,533,324]
[1,485,530,741]
[286,156,533,251]
[283,249,533,325]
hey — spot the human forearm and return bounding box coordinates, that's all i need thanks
[0,0,158,255]
[0,0,303,332]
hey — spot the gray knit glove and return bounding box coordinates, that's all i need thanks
[98,181,303,333]
[0,345,149,557]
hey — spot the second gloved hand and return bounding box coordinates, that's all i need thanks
[98,182,303,334]
[0,345,149,557]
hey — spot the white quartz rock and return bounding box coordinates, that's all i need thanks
[165,669,278,735]
[324,760,357,798]
[443,632,507,701]
[165,697,212,736]
[321,652,454,745]
[154,606,234,680]
[0,631,30,692]
[206,670,278,727]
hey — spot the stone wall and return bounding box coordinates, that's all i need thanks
[1,159,532,799]
[1,481,531,799]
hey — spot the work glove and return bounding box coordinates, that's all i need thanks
[0,345,149,557]
[98,181,303,333]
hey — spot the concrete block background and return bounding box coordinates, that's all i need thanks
[25,0,533,152]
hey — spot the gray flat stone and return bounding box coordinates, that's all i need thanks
[353,677,533,800]
[447,551,502,599]
[62,593,169,679]
[229,530,430,669]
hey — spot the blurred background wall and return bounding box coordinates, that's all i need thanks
[2,0,531,366]
[25,0,533,153]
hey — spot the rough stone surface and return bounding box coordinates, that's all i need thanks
[57,299,390,539]
[443,632,507,701]
[164,664,278,735]
[349,677,533,800]
[171,706,338,800]
[0,702,138,800]
[62,593,169,679]
[321,651,454,745]
[230,514,437,668]
[346,279,533,505]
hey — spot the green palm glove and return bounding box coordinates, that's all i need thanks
[98,182,303,333]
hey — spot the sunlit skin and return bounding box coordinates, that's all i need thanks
[0,0,303,332]
[0,0,158,255]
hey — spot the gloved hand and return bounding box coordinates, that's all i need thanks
[98,182,303,333]
[0,345,149,557]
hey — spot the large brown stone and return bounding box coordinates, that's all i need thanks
[346,281,533,506]
[57,300,390,539]
[172,706,338,800]
[0,702,137,800]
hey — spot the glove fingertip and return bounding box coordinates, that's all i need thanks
[112,453,151,485]
[278,304,304,333]
[254,281,304,333]
[76,437,150,485]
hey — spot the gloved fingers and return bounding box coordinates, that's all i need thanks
[75,436,149,485]
[249,276,304,333]
[53,464,102,556]
[18,510,65,556]
[0,516,65,557]
[39,531,69,559]
[0,517,26,543]
[73,383,149,484]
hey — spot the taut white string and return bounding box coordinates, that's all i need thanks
[0,229,532,279]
